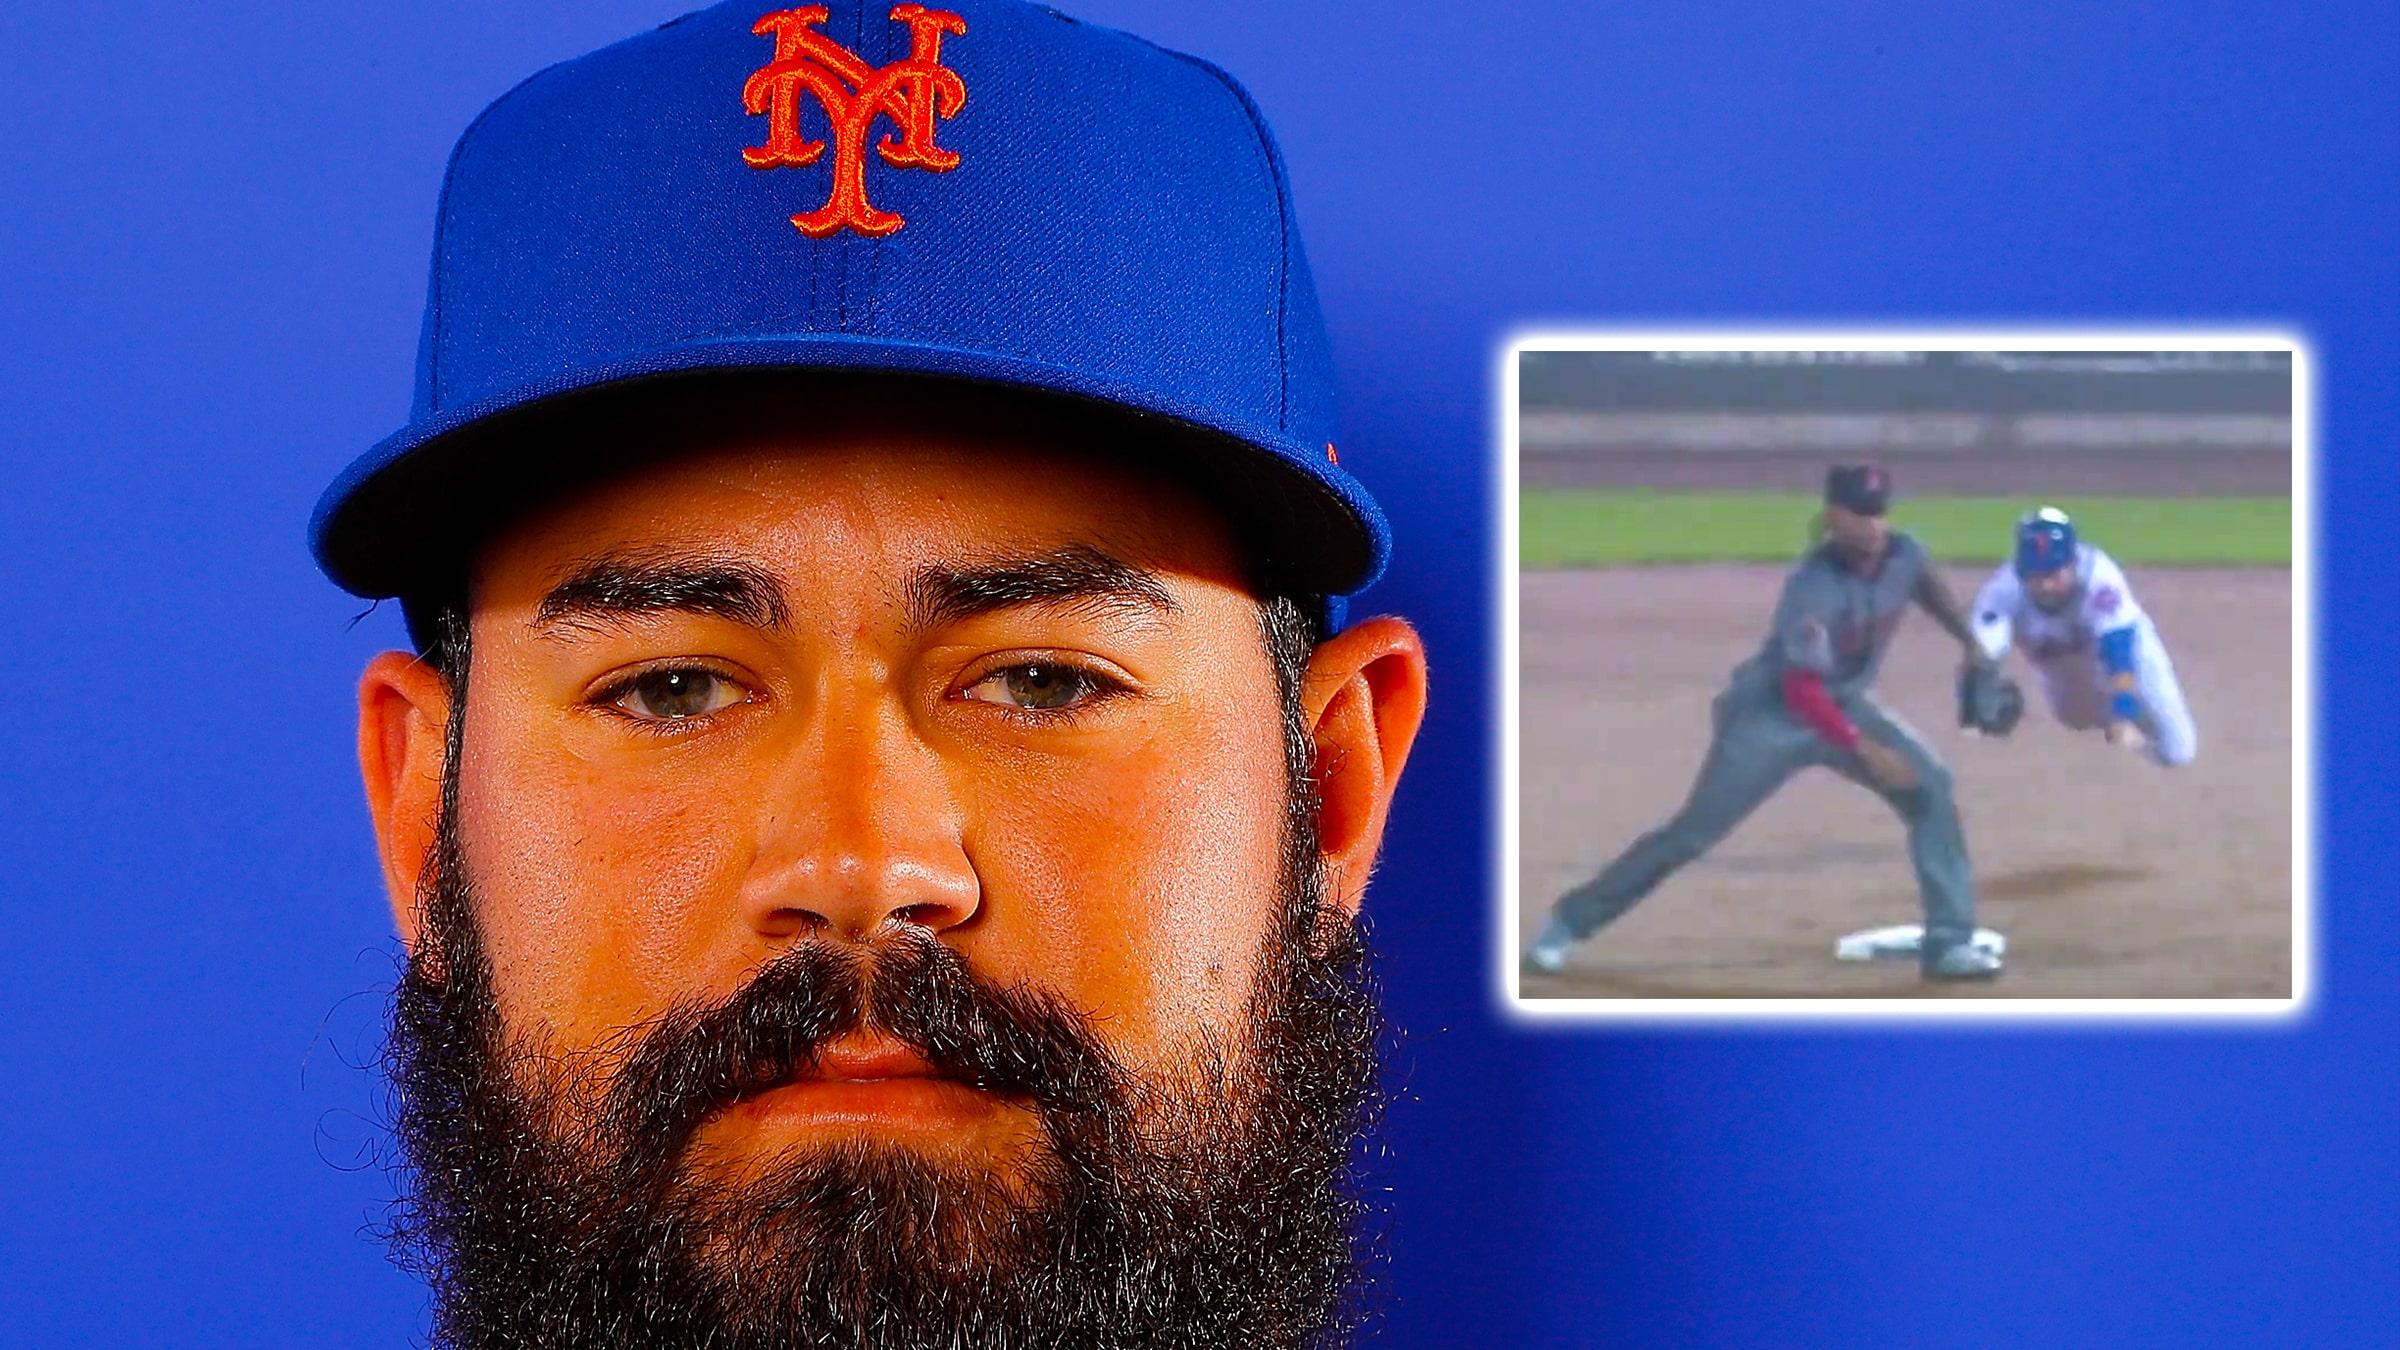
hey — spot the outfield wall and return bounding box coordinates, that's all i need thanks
[1517,351,2294,496]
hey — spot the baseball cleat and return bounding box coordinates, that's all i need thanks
[1921,942,2005,982]
[1521,916,1575,976]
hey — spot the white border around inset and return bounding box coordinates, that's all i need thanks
[1495,328,2313,1026]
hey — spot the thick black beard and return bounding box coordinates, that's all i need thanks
[381,786,1387,1349]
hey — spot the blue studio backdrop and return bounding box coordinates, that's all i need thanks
[1,2,2392,1346]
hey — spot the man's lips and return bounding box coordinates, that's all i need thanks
[719,1034,1008,1134]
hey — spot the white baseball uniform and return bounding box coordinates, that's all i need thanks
[1970,543,2197,767]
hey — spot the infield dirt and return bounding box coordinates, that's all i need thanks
[1515,565,2295,1000]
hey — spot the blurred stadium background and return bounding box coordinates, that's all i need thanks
[1518,349,2294,568]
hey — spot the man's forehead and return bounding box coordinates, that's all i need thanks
[469,433,1248,622]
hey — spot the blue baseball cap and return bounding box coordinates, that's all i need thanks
[309,0,1386,621]
[2014,506,2078,577]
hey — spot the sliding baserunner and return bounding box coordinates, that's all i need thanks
[1969,506,2198,767]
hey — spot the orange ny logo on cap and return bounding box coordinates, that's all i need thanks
[743,5,967,238]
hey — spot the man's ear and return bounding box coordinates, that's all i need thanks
[358,650,453,954]
[1299,615,1429,918]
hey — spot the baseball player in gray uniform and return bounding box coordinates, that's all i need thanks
[1523,465,2005,983]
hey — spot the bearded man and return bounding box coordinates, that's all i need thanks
[309,4,1428,1347]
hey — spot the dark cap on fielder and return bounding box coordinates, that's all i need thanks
[308,0,1387,628]
[1824,463,1892,517]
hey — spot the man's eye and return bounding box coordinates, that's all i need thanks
[612,669,743,720]
[961,662,1105,712]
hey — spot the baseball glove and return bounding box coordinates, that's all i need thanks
[1957,658,2025,737]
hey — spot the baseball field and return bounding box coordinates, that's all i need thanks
[1515,474,2297,1001]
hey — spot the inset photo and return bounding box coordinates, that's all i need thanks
[1501,335,2308,1018]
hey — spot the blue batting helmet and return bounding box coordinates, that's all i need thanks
[2014,506,2078,577]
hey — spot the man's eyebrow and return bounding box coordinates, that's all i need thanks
[903,544,1182,632]
[534,552,789,634]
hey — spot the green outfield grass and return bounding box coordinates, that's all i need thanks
[1521,490,2294,568]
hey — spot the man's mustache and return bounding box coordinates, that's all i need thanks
[595,931,1126,1164]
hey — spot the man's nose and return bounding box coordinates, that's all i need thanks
[737,692,979,943]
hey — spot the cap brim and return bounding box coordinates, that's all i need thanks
[310,335,1387,604]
